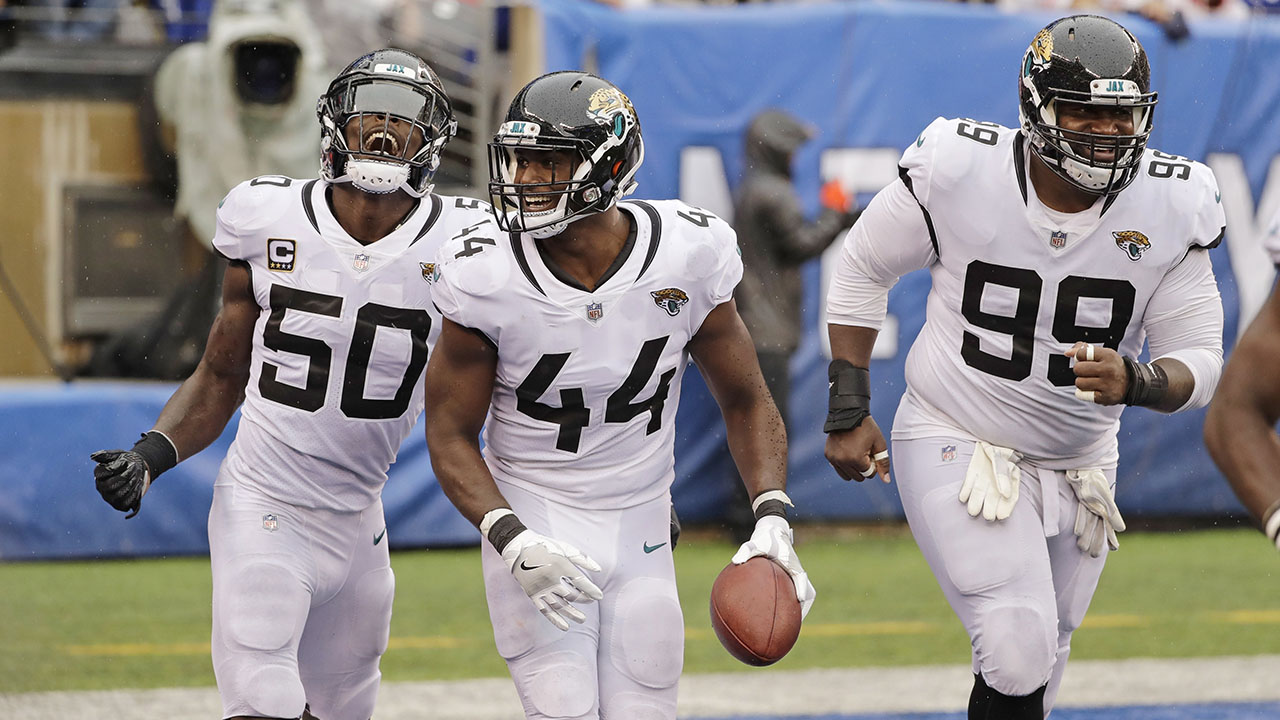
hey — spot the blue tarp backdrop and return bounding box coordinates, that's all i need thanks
[5,3,1279,559]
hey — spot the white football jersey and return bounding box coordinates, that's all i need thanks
[432,200,742,510]
[864,118,1223,468]
[212,175,494,511]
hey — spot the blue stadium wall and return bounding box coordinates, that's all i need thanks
[5,2,1280,559]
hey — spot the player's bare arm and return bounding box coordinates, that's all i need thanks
[424,316,603,630]
[423,317,504,525]
[1066,341,1195,412]
[1205,285,1280,532]
[687,299,787,500]
[824,323,890,483]
[152,261,257,456]
[693,299,817,617]
[91,261,256,517]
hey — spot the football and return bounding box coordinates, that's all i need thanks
[709,556,802,666]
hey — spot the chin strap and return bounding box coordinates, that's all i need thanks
[344,159,426,197]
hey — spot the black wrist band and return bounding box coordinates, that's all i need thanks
[487,513,527,554]
[132,431,178,479]
[753,499,788,520]
[825,359,871,433]
[1122,357,1169,407]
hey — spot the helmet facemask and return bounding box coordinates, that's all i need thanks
[1021,81,1155,197]
[489,130,639,238]
[319,56,456,197]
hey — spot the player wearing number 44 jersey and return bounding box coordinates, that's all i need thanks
[89,49,491,720]
[425,71,815,719]
[825,16,1224,720]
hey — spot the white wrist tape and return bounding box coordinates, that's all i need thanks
[1264,501,1280,550]
[751,490,793,514]
[479,507,516,538]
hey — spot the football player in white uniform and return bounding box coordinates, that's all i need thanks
[424,71,817,719]
[824,16,1224,719]
[90,49,492,720]
[1205,206,1280,554]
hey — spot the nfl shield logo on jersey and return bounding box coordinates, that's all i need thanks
[586,301,604,323]
[941,444,957,462]
[353,253,370,272]
[262,514,278,532]
[1049,230,1067,249]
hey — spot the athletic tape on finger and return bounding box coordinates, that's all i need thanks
[859,464,877,478]
[1084,344,1095,362]
[1075,388,1096,403]
[872,450,890,462]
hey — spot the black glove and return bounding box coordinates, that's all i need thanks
[91,449,151,518]
[90,431,179,519]
[670,505,682,550]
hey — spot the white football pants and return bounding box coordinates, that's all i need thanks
[482,481,684,720]
[893,436,1110,715]
[209,482,394,720]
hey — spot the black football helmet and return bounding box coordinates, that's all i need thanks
[1018,15,1157,197]
[318,48,456,197]
[488,71,645,238]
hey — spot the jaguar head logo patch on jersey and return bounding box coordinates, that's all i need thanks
[651,288,689,317]
[1113,230,1151,261]
[267,239,296,272]
[420,262,437,284]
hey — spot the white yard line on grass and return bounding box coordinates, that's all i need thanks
[3,655,1279,720]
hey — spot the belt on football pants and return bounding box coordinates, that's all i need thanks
[1040,471,1061,538]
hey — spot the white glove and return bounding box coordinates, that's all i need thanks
[731,515,816,620]
[501,530,604,631]
[1066,469,1125,557]
[959,441,1021,522]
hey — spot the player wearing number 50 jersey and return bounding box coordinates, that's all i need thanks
[825,16,1223,720]
[425,71,815,719]
[89,49,491,720]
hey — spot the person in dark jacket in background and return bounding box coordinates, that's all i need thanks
[725,107,858,540]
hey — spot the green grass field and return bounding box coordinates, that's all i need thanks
[2,526,1277,694]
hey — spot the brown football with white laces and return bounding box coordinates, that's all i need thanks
[709,556,802,666]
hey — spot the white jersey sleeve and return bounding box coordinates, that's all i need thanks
[826,153,938,329]
[1142,247,1224,410]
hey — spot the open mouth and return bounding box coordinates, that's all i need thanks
[362,129,401,156]
[522,194,558,214]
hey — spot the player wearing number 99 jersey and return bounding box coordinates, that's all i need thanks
[425,71,815,719]
[824,16,1223,720]
[89,49,491,720]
